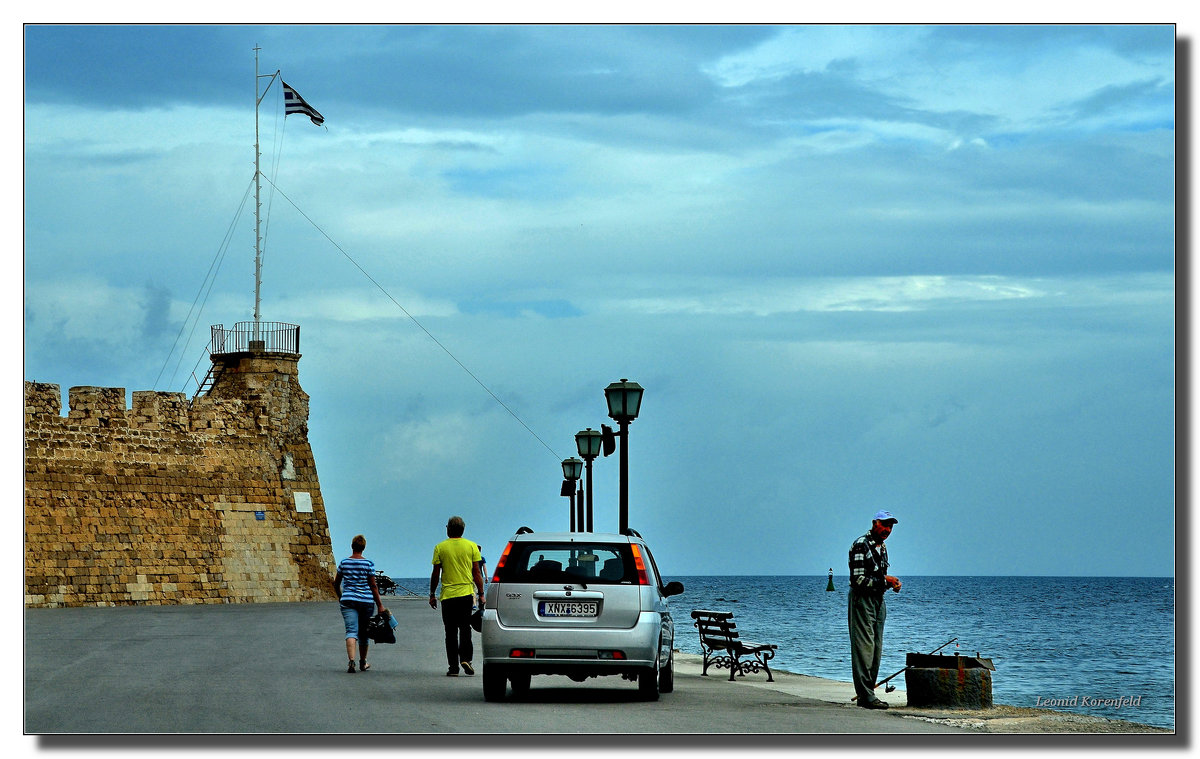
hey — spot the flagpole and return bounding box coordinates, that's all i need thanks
[250,49,314,348]
[254,46,263,341]
[252,47,280,345]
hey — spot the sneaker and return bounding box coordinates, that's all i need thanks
[347,660,356,674]
[446,668,459,677]
[460,661,475,676]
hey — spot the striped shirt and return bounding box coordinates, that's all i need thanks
[336,556,376,605]
[848,533,889,596]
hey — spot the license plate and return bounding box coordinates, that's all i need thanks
[539,601,598,617]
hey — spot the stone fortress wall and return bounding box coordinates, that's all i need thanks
[24,350,337,607]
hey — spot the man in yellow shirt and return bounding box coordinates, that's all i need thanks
[429,515,486,676]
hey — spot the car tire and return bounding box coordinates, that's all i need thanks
[483,664,507,702]
[638,652,661,702]
[659,651,674,694]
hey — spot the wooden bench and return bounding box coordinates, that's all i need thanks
[691,609,778,682]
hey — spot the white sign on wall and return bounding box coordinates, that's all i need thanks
[293,491,313,513]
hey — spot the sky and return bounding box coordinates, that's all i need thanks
[19,22,1178,581]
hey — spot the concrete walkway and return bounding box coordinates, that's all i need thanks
[25,599,969,737]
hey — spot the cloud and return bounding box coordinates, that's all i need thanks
[701,25,1174,146]
[1055,77,1174,130]
[580,272,1176,320]
[594,275,1040,317]
[459,298,582,319]
[26,277,158,345]
[24,103,244,156]
[139,282,175,342]
[703,26,923,88]
[272,289,458,322]
[380,412,479,482]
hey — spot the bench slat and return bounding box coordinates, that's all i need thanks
[697,625,740,638]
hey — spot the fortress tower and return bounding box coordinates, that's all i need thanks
[24,322,337,607]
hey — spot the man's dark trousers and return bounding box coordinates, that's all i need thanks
[848,590,886,703]
[441,594,474,670]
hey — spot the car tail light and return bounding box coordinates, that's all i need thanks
[510,648,535,658]
[598,650,626,660]
[492,541,514,583]
[630,544,650,586]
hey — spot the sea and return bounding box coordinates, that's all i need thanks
[391,575,1175,730]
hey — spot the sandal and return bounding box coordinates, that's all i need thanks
[347,660,356,673]
[360,661,370,671]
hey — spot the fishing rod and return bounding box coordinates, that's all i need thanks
[391,581,424,597]
[852,637,958,701]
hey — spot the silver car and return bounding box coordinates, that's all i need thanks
[480,528,685,701]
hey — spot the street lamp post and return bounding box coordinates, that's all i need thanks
[603,379,644,535]
[561,457,583,531]
[575,428,603,532]
[576,481,584,533]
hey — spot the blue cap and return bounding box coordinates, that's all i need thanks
[873,510,898,524]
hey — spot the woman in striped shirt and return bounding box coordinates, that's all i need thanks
[334,534,385,673]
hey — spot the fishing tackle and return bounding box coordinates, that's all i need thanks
[852,637,958,701]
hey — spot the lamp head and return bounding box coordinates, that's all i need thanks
[561,457,583,481]
[575,428,603,459]
[604,379,644,422]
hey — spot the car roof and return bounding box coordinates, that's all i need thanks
[508,531,636,543]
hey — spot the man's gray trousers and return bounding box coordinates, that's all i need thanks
[848,590,887,703]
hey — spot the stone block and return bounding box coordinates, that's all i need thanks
[905,666,993,709]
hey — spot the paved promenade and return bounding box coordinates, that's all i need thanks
[24,599,1168,739]
[24,598,967,737]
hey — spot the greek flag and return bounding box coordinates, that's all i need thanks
[282,81,324,126]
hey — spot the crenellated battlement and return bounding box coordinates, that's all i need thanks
[26,383,261,435]
[23,351,336,608]
[24,381,65,416]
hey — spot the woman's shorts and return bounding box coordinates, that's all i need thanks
[340,601,375,640]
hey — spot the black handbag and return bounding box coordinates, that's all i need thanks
[470,608,482,633]
[367,610,396,644]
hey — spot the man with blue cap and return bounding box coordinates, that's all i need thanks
[848,509,901,708]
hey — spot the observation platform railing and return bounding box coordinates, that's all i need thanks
[210,322,300,356]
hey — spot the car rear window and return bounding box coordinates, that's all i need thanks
[497,542,635,585]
